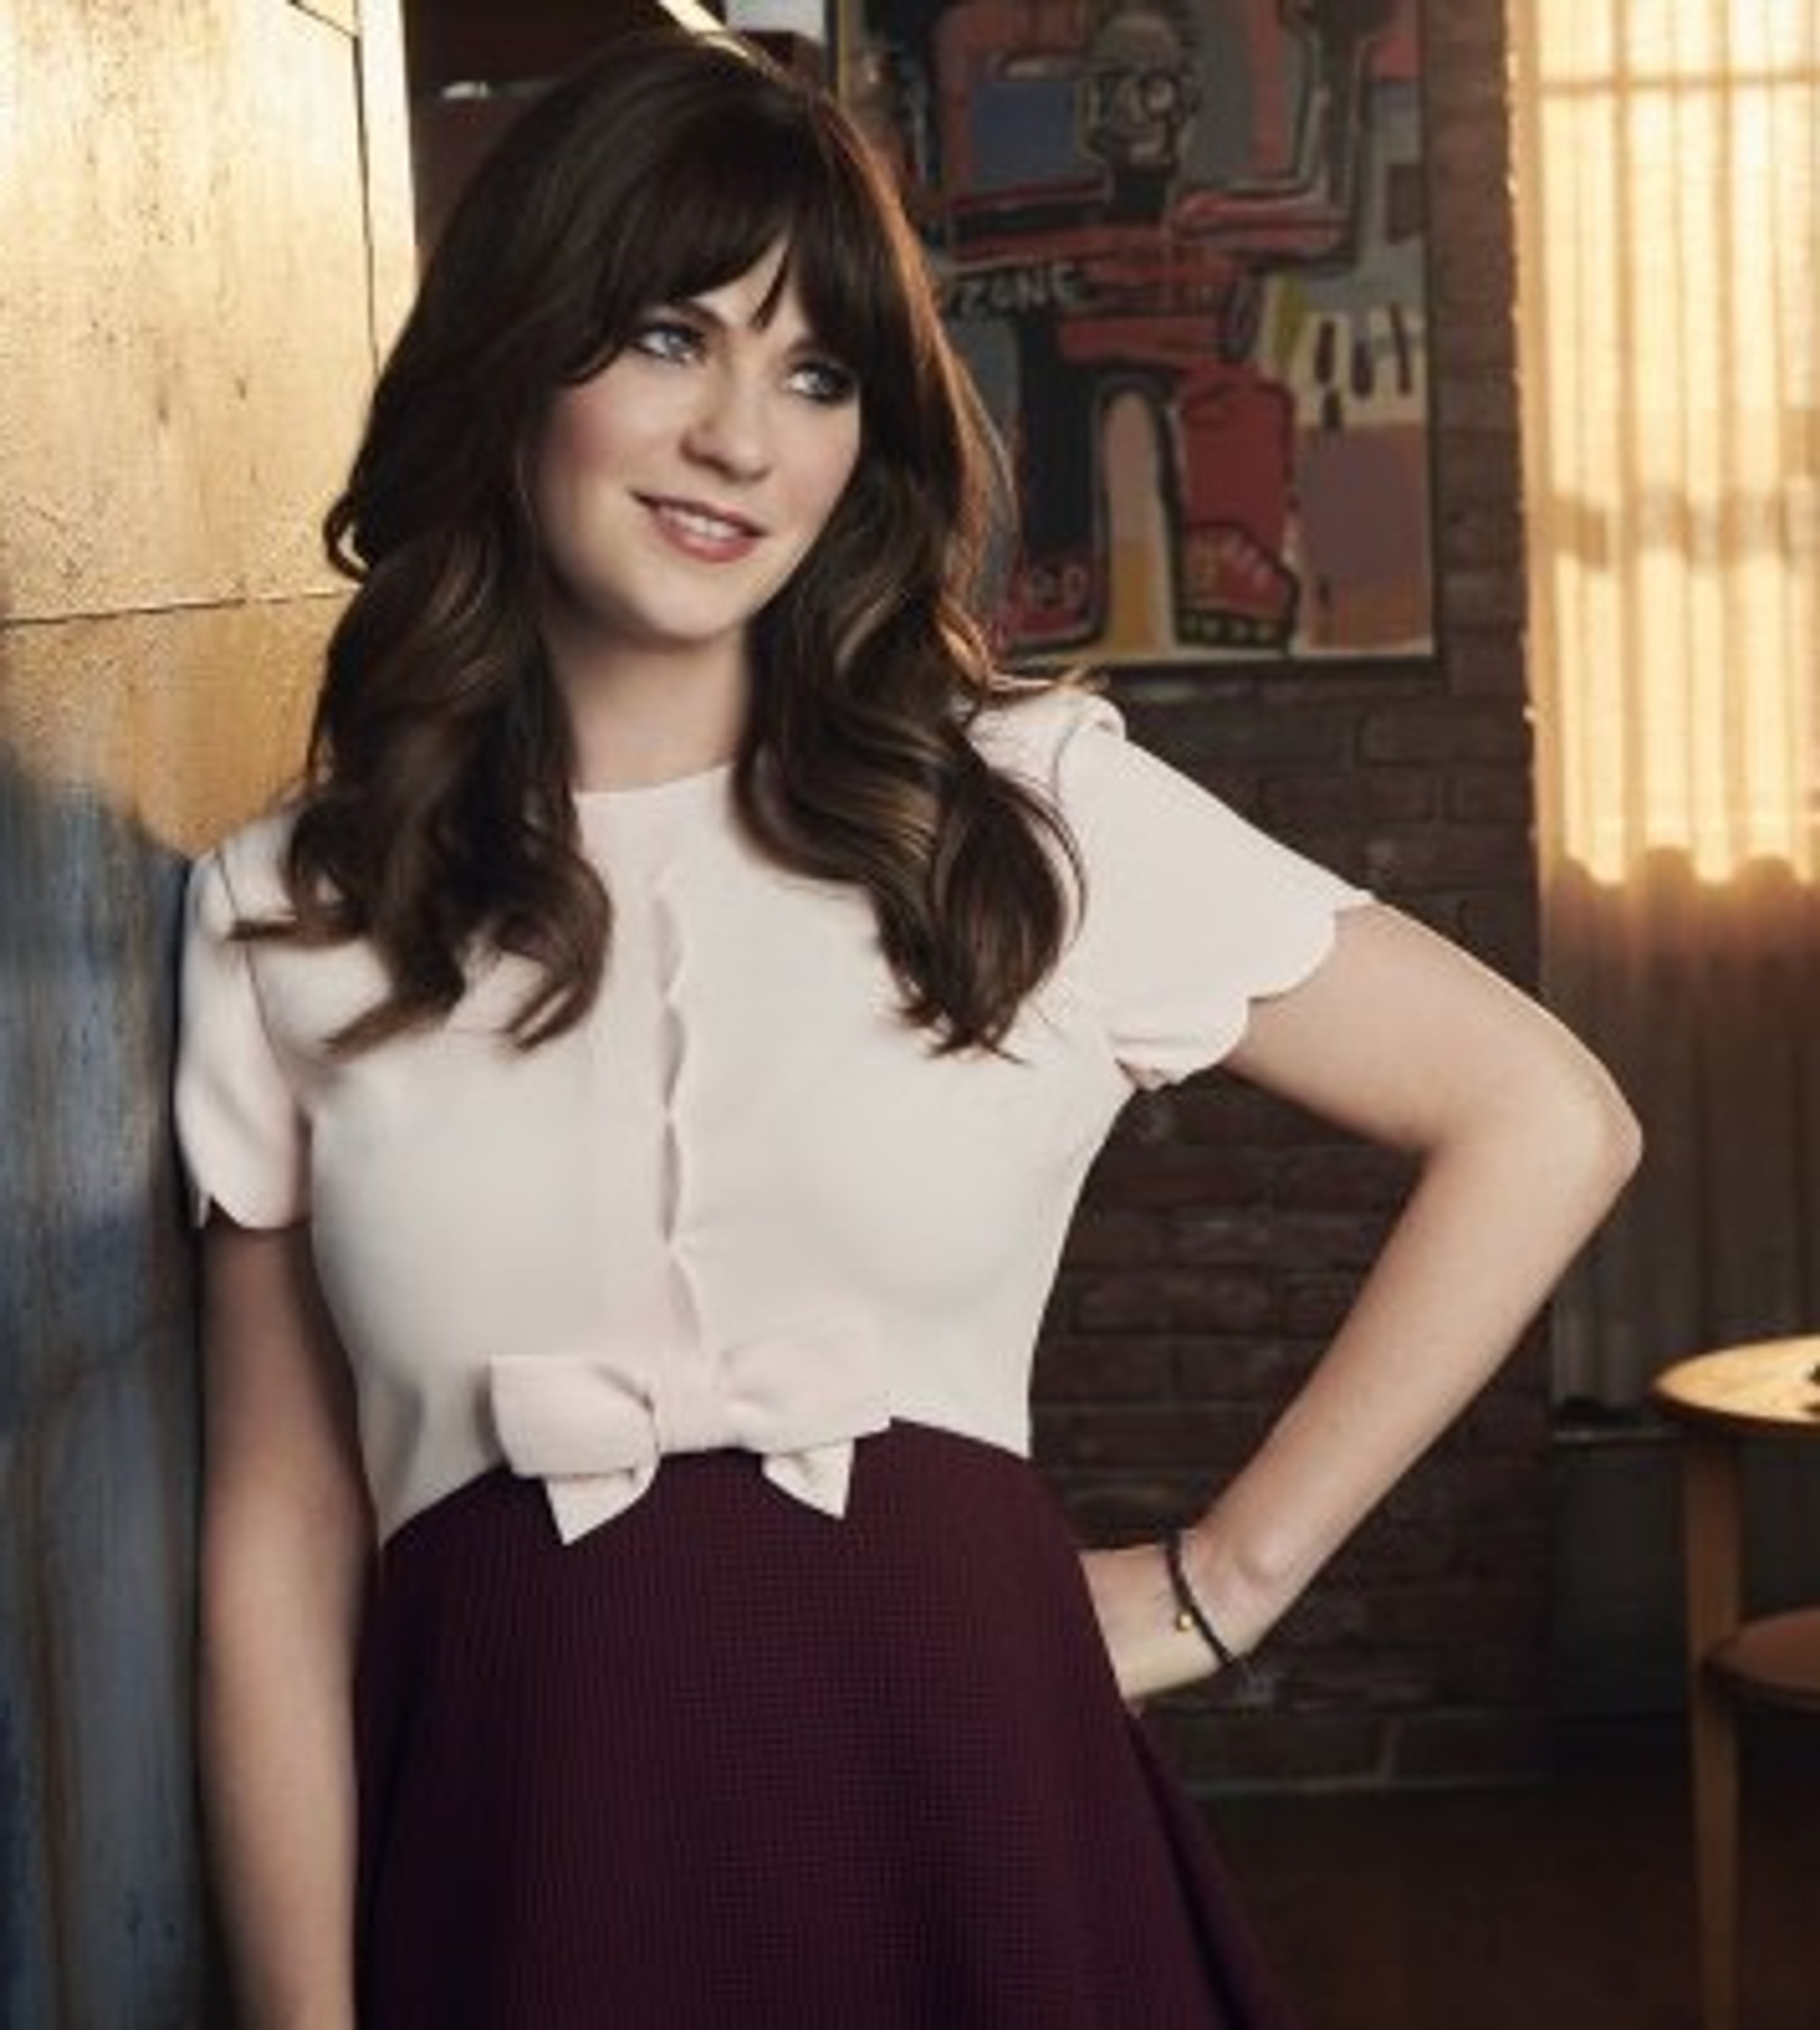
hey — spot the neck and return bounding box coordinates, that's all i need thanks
[551,634,751,793]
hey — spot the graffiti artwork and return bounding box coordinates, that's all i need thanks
[841,0,1433,661]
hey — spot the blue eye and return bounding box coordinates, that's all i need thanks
[790,357,858,406]
[628,318,703,365]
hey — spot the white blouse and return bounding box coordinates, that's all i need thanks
[176,691,1367,1546]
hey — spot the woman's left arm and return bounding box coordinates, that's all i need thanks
[1083,901,1642,1705]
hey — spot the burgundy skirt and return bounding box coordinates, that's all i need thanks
[355,1423,1296,2028]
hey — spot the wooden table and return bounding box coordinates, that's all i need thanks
[1652,1337,1820,2030]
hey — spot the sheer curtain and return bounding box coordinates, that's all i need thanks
[1510,1,1820,1403]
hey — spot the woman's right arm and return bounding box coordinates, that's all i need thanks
[198,1217,372,2030]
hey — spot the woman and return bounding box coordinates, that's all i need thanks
[178,28,1639,2029]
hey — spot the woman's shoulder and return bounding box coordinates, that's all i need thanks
[965,678,1125,790]
[190,801,301,920]
[184,800,400,1056]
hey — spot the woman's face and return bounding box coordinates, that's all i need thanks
[530,245,863,682]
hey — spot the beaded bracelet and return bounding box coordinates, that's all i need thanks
[1163,1528,1245,1676]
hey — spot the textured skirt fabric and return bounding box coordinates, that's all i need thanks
[354,1423,1296,2029]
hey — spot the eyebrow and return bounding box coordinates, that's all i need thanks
[667,247,803,337]
[661,290,835,352]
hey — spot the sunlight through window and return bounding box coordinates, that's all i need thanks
[1514,0,1819,884]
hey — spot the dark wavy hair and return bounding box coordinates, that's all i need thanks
[263,27,1077,1053]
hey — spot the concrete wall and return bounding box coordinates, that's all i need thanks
[0,3,413,2020]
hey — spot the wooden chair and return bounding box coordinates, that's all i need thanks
[1652,1337,1820,2030]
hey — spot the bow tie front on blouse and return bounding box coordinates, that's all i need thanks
[489,1322,892,1543]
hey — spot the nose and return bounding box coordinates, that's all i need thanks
[682,366,773,483]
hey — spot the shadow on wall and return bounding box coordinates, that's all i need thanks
[1548,850,1820,1401]
[0,738,213,2027]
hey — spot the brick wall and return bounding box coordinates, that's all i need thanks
[1032,1,1547,1792]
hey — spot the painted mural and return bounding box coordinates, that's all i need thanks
[842,0,1432,661]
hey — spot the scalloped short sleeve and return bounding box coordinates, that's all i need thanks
[175,837,308,1229]
[987,690,1371,1089]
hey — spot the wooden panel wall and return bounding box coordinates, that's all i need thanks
[0,3,413,2021]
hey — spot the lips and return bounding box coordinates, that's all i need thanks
[641,494,764,562]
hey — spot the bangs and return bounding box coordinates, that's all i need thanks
[564,98,905,385]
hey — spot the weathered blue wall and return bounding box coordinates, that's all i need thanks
[0,756,206,2023]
